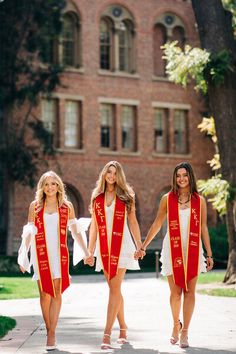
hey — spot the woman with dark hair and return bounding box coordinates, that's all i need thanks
[88,161,142,349]
[136,162,213,348]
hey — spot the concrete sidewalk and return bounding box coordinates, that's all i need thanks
[0,273,236,354]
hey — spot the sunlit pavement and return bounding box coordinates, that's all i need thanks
[0,272,235,354]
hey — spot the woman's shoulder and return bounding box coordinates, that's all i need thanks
[29,200,37,210]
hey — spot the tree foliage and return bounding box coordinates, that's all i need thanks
[0,0,66,187]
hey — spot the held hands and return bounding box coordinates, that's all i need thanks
[84,252,95,267]
[134,248,146,260]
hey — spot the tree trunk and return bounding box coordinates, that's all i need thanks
[191,0,236,283]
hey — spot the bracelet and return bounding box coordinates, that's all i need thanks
[206,255,213,258]
[141,248,146,252]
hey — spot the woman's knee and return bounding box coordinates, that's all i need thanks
[170,290,182,301]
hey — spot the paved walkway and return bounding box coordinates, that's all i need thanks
[0,273,236,354]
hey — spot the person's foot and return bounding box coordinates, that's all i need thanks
[117,328,128,344]
[101,333,112,349]
[46,331,56,351]
[179,328,189,348]
[170,320,182,344]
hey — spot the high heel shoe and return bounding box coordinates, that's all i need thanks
[117,328,128,344]
[101,334,112,350]
[170,319,182,344]
[179,328,189,348]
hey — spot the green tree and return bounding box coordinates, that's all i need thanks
[163,0,236,283]
[0,0,66,254]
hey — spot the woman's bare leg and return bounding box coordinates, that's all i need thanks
[37,281,51,333]
[47,278,62,347]
[102,269,126,345]
[167,275,182,341]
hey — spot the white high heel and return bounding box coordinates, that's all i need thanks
[117,328,128,344]
[101,333,112,349]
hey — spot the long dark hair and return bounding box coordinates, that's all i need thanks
[171,162,198,195]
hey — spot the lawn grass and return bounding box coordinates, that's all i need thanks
[0,277,38,300]
[198,288,236,297]
[0,316,16,338]
[197,271,225,284]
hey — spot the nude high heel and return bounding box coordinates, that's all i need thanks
[179,328,189,348]
[117,328,128,344]
[170,319,182,344]
[101,333,112,349]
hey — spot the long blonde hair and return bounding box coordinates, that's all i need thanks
[35,171,67,208]
[89,161,134,213]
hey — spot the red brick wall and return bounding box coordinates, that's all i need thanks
[9,0,215,254]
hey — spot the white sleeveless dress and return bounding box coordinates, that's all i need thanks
[160,208,207,276]
[94,199,140,272]
[31,212,61,281]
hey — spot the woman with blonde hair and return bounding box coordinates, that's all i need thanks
[18,171,93,351]
[136,162,214,348]
[88,161,142,349]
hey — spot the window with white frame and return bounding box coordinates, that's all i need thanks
[121,106,136,151]
[64,101,81,148]
[100,19,112,70]
[100,104,115,149]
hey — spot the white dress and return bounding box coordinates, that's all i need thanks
[94,199,140,272]
[160,208,207,276]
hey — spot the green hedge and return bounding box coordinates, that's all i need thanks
[208,223,228,267]
[0,316,16,338]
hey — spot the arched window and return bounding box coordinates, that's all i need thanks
[60,12,81,67]
[100,18,113,70]
[153,13,186,77]
[153,24,167,76]
[100,5,136,73]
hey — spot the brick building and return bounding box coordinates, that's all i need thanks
[8,0,214,254]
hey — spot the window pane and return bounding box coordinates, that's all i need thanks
[153,24,167,76]
[65,101,80,148]
[118,22,132,72]
[122,106,135,150]
[154,109,167,153]
[62,15,75,66]
[42,99,56,133]
[100,104,114,149]
[174,110,187,153]
[42,99,57,147]
[100,20,111,70]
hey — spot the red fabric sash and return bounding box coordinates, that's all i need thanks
[34,203,70,297]
[94,193,126,280]
[168,191,201,291]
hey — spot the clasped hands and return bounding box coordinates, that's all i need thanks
[134,248,146,260]
[84,253,95,266]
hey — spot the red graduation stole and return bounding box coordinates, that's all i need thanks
[168,191,201,291]
[94,193,126,280]
[34,203,70,297]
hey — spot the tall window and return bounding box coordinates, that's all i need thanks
[42,99,58,147]
[100,19,112,70]
[121,106,136,151]
[154,109,168,153]
[100,104,115,149]
[118,21,133,72]
[174,110,187,154]
[154,14,186,77]
[153,25,167,76]
[61,14,76,66]
[64,101,82,148]
[100,6,135,73]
